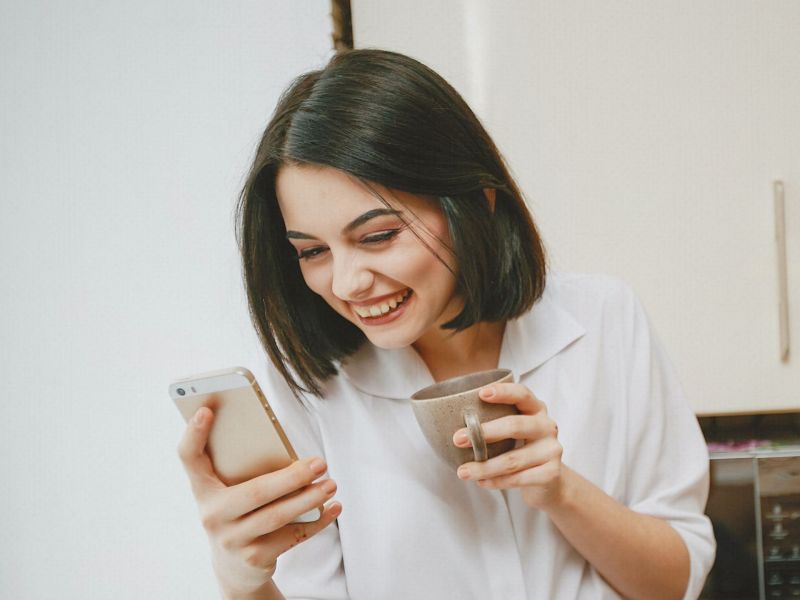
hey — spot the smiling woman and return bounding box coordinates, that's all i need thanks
[176,49,716,600]
[238,49,546,396]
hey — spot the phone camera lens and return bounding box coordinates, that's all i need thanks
[177,388,186,396]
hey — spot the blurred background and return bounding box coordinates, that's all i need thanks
[1,1,798,598]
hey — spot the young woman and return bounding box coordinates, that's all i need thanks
[177,49,715,599]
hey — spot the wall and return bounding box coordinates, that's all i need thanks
[352,0,800,415]
[0,2,331,597]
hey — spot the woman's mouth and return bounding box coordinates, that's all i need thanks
[352,289,413,325]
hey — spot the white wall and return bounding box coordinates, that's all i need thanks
[0,2,332,597]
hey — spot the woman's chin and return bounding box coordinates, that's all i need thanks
[364,332,416,350]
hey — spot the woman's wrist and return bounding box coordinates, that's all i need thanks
[211,553,277,599]
[218,578,280,600]
[214,566,279,600]
[545,464,608,520]
[533,463,576,515]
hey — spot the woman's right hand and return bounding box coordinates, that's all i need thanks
[177,406,341,597]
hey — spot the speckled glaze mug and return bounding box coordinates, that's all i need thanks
[410,369,516,469]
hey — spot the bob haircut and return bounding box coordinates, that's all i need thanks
[237,49,547,397]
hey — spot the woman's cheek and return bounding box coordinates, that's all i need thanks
[299,263,329,297]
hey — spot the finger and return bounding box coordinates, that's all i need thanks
[226,478,338,546]
[176,407,225,497]
[457,436,562,481]
[476,460,562,491]
[478,383,545,415]
[270,501,343,555]
[218,457,329,520]
[237,502,343,570]
[453,413,557,446]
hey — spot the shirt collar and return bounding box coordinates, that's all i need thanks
[338,281,586,400]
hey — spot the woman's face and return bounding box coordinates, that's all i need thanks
[275,164,460,350]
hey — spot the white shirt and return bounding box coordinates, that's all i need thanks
[254,272,716,599]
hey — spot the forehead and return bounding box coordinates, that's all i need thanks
[275,164,439,230]
[275,164,381,223]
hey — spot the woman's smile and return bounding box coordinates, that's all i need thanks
[352,289,413,324]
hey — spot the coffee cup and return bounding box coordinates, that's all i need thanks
[410,368,516,469]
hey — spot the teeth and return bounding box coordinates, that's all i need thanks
[353,289,410,318]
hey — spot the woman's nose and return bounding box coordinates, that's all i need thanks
[331,254,374,300]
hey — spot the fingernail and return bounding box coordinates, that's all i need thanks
[309,458,327,475]
[193,409,207,426]
[321,479,336,494]
[330,502,343,517]
[480,386,495,399]
[457,466,471,480]
[453,430,469,446]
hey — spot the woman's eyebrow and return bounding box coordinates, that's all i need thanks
[285,208,403,240]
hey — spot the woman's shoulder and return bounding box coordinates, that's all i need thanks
[545,270,640,314]
[541,271,652,351]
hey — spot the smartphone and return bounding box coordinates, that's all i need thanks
[169,366,322,523]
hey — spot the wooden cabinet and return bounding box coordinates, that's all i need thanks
[353,0,800,414]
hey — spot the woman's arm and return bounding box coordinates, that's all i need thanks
[454,383,692,600]
[545,465,689,600]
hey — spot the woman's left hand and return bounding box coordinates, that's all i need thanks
[452,382,564,510]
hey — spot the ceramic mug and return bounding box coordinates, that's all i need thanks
[410,368,516,469]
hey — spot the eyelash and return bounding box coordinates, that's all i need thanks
[296,229,402,261]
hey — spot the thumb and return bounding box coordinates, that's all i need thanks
[177,407,224,496]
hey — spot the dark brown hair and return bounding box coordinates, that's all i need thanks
[236,49,547,396]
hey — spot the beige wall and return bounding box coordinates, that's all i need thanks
[353,0,800,415]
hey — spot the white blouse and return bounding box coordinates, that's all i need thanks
[253,272,716,599]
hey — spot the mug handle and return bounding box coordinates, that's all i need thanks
[464,411,488,462]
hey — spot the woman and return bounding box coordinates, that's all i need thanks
[178,49,715,599]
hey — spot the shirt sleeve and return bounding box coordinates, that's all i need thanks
[249,357,349,600]
[616,284,716,600]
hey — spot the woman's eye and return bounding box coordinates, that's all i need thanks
[362,229,400,245]
[297,246,327,261]
[295,229,400,260]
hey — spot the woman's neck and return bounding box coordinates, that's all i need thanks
[412,320,506,382]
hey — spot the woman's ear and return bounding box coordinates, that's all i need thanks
[483,188,496,213]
